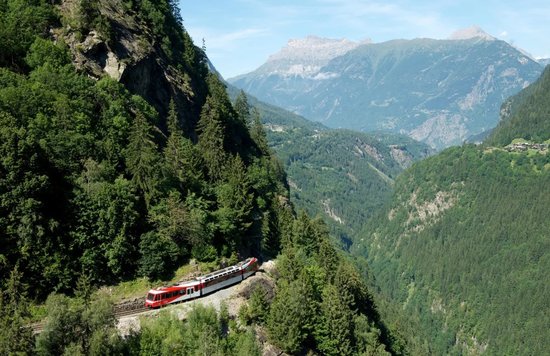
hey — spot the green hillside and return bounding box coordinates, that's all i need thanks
[0,0,287,298]
[486,66,550,146]
[270,127,430,246]
[354,74,550,353]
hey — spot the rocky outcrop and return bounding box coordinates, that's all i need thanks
[55,0,204,135]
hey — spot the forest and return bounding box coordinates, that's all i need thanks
[0,0,290,297]
[486,66,550,146]
[355,99,550,353]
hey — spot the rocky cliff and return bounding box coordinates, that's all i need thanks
[54,0,207,135]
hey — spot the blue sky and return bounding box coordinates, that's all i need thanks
[179,0,550,78]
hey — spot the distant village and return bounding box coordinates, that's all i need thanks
[505,142,549,152]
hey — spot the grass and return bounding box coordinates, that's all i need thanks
[98,276,154,301]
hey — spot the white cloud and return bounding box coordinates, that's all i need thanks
[215,28,269,43]
[188,27,269,52]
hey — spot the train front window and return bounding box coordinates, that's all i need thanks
[146,293,154,301]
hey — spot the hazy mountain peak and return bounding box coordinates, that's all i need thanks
[247,35,372,78]
[267,35,369,63]
[448,25,495,41]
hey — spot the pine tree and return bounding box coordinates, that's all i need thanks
[164,100,203,194]
[214,154,254,248]
[267,280,308,354]
[247,284,269,324]
[0,266,34,354]
[315,283,354,356]
[197,95,227,181]
[249,108,270,156]
[234,90,250,125]
[125,111,160,206]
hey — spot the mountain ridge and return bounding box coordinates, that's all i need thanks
[230,33,543,149]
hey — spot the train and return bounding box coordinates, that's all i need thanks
[144,257,259,308]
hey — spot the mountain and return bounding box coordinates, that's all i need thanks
[538,58,550,66]
[229,29,543,149]
[353,61,550,354]
[447,25,495,41]
[232,35,371,79]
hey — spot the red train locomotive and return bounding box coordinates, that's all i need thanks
[145,257,259,308]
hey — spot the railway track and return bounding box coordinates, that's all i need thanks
[30,302,151,334]
[115,306,149,318]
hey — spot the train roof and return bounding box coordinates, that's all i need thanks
[147,280,200,294]
[199,257,257,282]
[146,258,257,294]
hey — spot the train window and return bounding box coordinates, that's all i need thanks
[147,293,154,301]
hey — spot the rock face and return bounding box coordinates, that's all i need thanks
[229,31,544,149]
[235,35,370,79]
[56,0,205,135]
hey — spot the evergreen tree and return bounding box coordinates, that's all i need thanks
[36,292,120,355]
[125,111,160,206]
[246,284,270,324]
[214,154,254,249]
[354,314,390,356]
[138,230,180,280]
[197,95,227,181]
[315,283,354,356]
[0,266,34,354]
[291,212,327,255]
[234,90,250,125]
[249,108,270,156]
[164,100,203,194]
[267,279,312,354]
[233,330,261,356]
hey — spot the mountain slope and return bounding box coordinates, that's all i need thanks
[230,33,543,149]
[353,63,550,354]
[486,65,550,145]
[265,123,431,246]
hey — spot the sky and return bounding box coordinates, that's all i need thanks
[179,0,550,79]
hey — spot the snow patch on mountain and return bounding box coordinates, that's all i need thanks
[448,26,495,41]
